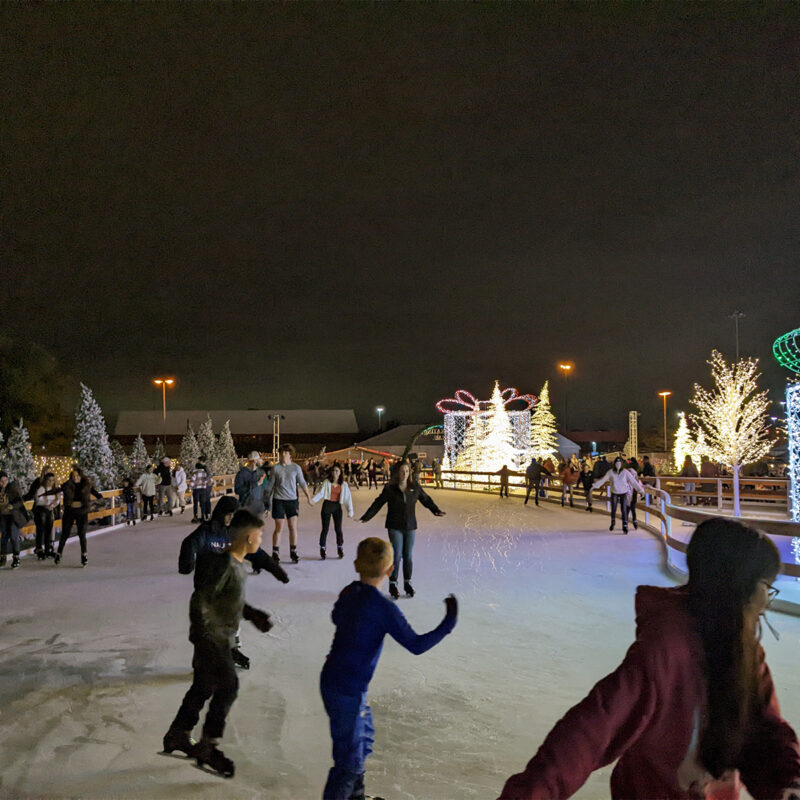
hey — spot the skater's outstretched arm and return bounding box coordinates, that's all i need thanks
[418,487,446,516]
[360,486,389,522]
[245,547,290,583]
[385,594,457,655]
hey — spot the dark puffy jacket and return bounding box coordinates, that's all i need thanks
[0,481,31,528]
[154,463,171,487]
[61,478,103,515]
[360,482,442,531]
[576,471,594,491]
[526,462,551,483]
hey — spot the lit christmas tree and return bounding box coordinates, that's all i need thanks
[529,380,558,461]
[690,350,775,516]
[130,434,149,476]
[480,380,516,472]
[5,419,37,493]
[151,438,166,463]
[197,415,218,475]
[215,420,239,474]
[673,412,693,472]
[110,440,132,484]
[72,383,115,490]
[180,425,200,472]
[454,414,482,472]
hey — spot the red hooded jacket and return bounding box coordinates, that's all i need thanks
[499,586,800,800]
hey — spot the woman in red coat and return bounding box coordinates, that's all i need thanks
[499,518,800,800]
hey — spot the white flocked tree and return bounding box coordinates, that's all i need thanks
[180,425,200,473]
[151,438,166,463]
[690,350,775,516]
[130,434,149,477]
[197,415,218,476]
[5,419,37,493]
[72,383,115,490]
[110,440,132,484]
[216,420,239,475]
[530,380,559,461]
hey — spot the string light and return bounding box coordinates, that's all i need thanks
[786,382,800,523]
[772,328,800,374]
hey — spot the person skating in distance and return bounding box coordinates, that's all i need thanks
[360,459,445,599]
[498,518,800,800]
[321,537,458,800]
[179,496,289,671]
[592,455,661,534]
[311,463,354,560]
[164,510,274,777]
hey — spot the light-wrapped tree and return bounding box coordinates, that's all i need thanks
[673,412,693,473]
[529,380,559,461]
[5,419,37,493]
[130,434,149,477]
[690,350,775,516]
[481,380,516,472]
[72,383,115,490]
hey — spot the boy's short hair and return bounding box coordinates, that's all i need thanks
[354,537,393,578]
[279,443,295,456]
[229,509,264,539]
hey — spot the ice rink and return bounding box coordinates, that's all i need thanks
[2,489,799,800]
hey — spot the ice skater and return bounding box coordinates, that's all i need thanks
[360,460,445,599]
[576,462,594,512]
[263,443,312,564]
[120,476,138,525]
[497,465,511,498]
[136,464,158,521]
[234,452,265,515]
[592,456,657,534]
[311,464,354,559]
[33,471,60,558]
[163,510,274,777]
[498,518,800,800]
[0,471,30,569]
[321,537,458,800]
[524,458,551,506]
[55,467,103,566]
[179,496,289,670]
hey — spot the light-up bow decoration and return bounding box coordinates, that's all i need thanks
[436,385,536,414]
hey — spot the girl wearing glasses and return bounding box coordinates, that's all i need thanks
[499,518,799,800]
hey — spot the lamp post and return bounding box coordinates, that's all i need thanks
[153,378,175,442]
[557,362,574,432]
[729,310,745,361]
[376,406,385,431]
[658,391,672,453]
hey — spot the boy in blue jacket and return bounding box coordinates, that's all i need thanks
[321,537,458,800]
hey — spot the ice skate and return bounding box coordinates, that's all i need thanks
[320,547,326,560]
[0,556,5,567]
[195,738,234,778]
[389,581,399,600]
[231,647,250,670]
[337,546,344,559]
[53,553,61,565]
[81,554,88,567]
[36,549,45,560]
[162,728,197,756]
[11,556,20,569]
[609,523,615,531]
[272,548,280,564]
[404,581,415,598]
[290,547,299,564]
[633,520,638,529]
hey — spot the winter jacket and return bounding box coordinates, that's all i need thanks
[559,465,579,487]
[312,480,354,517]
[681,461,700,479]
[526,462,551,483]
[592,458,611,480]
[61,478,103,515]
[234,466,264,508]
[592,468,644,496]
[172,467,187,491]
[190,467,210,491]
[498,586,800,800]
[360,482,441,531]
[0,481,31,528]
[576,471,594,491]
[154,463,171,487]
[700,461,719,479]
[135,472,158,497]
[121,485,136,504]
[641,461,656,478]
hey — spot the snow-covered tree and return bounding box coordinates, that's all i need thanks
[690,350,775,516]
[5,419,37,493]
[215,420,239,474]
[130,434,149,476]
[673,412,693,472]
[151,438,166,463]
[530,380,559,461]
[480,380,516,472]
[72,383,115,490]
[180,425,200,473]
[197,415,217,475]
[110,440,132,484]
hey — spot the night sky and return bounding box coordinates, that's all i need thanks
[4,4,799,432]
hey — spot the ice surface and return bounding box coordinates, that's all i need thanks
[1,490,798,799]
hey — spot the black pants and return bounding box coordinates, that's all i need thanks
[34,507,54,552]
[367,473,377,489]
[610,493,629,531]
[0,514,21,556]
[320,500,344,548]
[171,638,239,740]
[627,492,638,524]
[58,511,88,554]
[142,495,155,517]
[524,480,542,504]
[582,486,592,507]
[499,482,509,498]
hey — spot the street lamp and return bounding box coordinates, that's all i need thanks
[729,310,745,361]
[658,391,672,452]
[376,406,385,431]
[153,378,175,442]
[557,362,574,432]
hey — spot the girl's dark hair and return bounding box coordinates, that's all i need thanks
[389,460,417,488]
[211,495,239,523]
[686,518,781,777]
[328,464,344,484]
[43,472,55,482]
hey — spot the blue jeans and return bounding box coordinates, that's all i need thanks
[320,675,374,800]
[126,501,137,520]
[388,528,416,583]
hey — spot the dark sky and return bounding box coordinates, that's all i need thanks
[3,4,799,432]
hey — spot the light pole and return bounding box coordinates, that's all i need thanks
[658,391,672,453]
[376,406,385,431]
[729,310,745,361]
[269,414,285,460]
[153,378,175,442]
[557,362,573,432]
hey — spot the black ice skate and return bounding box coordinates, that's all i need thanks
[81,554,88,567]
[53,553,61,565]
[404,582,415,598]
[320,547,326,560]
[337,546,344,559]
[195,738,234,778]
[231,647,250,670]
[11,556,20,569]
[272,548,280,564]
[290,548,299,564]
[389,581,399,600]
[162,728,197,757]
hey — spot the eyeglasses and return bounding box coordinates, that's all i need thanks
[761,581,780,603]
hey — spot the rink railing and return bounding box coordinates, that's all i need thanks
[421,468,800,614]
[17,474,236,545]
